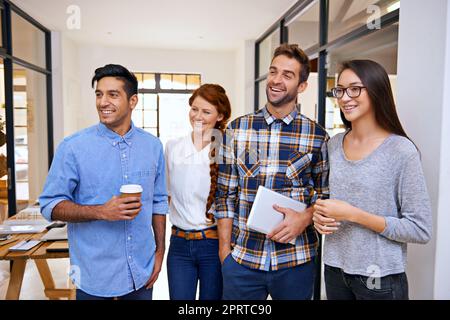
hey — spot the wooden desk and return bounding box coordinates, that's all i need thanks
[0,224,75,300]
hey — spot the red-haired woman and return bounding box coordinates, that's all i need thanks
[165,84,231,300]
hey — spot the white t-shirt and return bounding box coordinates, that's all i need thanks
[165,134,214,230]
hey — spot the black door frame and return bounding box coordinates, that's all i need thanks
[0,0,53,216]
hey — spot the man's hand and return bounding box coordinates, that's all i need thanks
[219,247,232,265]
[97,196,142,221]
[217,218,233,264]
[145,249,164,289]
[267,205,313,244]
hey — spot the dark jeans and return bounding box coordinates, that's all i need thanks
[167,235,222,300]
[76,286,153,300]
[222,255,316,300]
[324,264,409,300]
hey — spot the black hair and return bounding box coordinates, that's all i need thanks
[91,64,138,99]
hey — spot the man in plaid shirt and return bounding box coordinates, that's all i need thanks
[215,44,329,300]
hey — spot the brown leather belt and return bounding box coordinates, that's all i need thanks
[171,226,218,240]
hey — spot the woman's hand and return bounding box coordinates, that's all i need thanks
[314,199,357,222]
[312,211,340,235]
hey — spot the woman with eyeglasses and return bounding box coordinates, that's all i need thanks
[313,60,432,300]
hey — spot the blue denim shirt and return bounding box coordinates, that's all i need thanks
[39,122,169,297]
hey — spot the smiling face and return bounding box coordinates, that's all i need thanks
[95,76,137,135]
[337,69,373,124]
[189,95,224,134]
[266,55,307,109]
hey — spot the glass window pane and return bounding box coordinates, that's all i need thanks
[172,74,186,90]
[143,110,158,127]
[143,94,157,110]
[13,64,48,205]
[160,74,172,89]
[143,74,155,89]
[13,109,27,127]
[144,128,158,137]
[326,23,399,137]
[14,127,28,145]
[328,0,400,42]
[158,93,191,147]
[298,58,318,121]
[286,1,319,51]
[132,109,143,127]
[258,28,280,77]
[11,12,46,68]
[257,79,267,109]
[136,73,144,89]
[187,75,201,89]
[135,93,144,110]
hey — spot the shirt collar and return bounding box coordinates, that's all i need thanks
[97,121,135,146]
[263,105,299,126]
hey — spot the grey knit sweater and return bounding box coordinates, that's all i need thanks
[323,132,432,277]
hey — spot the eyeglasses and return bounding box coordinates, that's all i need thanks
[330,86,366,99]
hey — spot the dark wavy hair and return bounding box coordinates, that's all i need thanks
[189,84,231,224]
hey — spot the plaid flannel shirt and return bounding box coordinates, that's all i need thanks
[214,106,329,271]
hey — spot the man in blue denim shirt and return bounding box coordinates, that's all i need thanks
[39,64,168,300]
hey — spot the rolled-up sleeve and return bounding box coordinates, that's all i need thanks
[310,136,330,205]
[380,153,432,244]
[214,126,239,219]
[39,141,79,222]
[152,142,169,215]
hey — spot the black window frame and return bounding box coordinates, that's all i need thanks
[133,72,201,137]
[0,0,53,216]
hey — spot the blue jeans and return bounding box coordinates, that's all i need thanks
[324,264,409,300]
[76,286,153,300]
[167,235,222,300]
[222,254,315,300]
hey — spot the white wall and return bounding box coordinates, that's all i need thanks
[235,40,255,118]
[434,0,450,300]
[397,0,449,299]
[61,37,81,139]
[75,44,237,130]
[51,32,81,147]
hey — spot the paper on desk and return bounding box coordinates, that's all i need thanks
[247,186,307,245]
[18,206,41,216]
[0,224,47,234]
[4,219,50,226]
[40,226,68,241]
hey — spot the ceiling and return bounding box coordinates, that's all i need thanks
[12,0,298,51]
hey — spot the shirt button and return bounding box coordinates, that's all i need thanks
[123,154,126,158]
[128,236,131,241]
[124,175,128,179]
[128,256,132,260]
